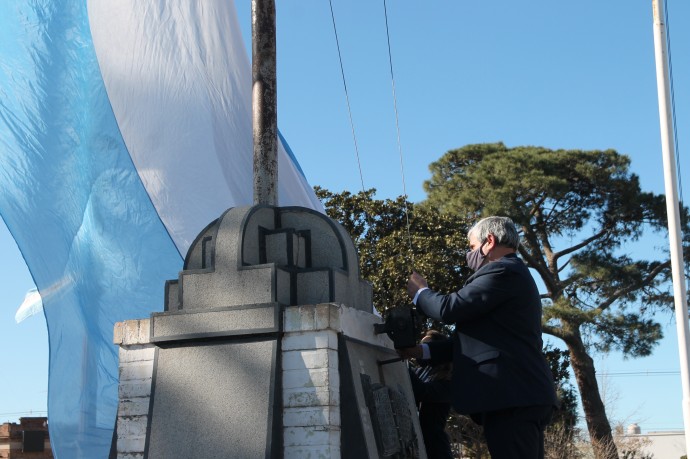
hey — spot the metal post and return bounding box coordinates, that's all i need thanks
[652,0,690,452]
[252,0,277,206]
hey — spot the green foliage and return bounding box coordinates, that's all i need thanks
[424,143,668,242]
[315,186,471,313]
[544,345,579,430]
[586,312,662,356]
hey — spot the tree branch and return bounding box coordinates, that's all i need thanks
[553,227,609,261]
[543,196,563,223]
[595,260,672,312]
[519,246,557,293]
[543,324,570,344]
[528,194,548,218]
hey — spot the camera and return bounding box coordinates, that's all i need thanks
[373,304,423,349]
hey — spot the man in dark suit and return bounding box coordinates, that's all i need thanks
[403,216,558,459]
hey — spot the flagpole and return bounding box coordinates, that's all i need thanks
[652,0,690,451]
[252,0,278,206]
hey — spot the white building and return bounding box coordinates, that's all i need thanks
[623,423,686,459]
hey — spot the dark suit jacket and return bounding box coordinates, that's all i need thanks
[417,253,558,415]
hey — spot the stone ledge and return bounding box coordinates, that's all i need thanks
[283,303,394,349]
[114,320,151,345]
[150,303,279,342]
[340,305,392,348]
[282,330,338,351]
[284,303,342,332]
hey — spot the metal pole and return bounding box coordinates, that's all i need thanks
[252,0,277,206]
[652,0,690,451]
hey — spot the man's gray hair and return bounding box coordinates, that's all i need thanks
[468,216,520,250]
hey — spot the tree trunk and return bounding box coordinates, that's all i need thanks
[565,324,619,459]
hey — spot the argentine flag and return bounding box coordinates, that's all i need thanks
[0,1,321,457]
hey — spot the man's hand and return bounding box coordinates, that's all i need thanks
[396,345,423,360]
[407,271,428,298]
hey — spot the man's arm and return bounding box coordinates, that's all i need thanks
[416,264,514,324]
[397,340,453,364]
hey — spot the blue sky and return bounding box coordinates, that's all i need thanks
[1,0,688,436]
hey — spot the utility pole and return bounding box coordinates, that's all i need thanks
[652,0,690,453]
[252,0,277,205]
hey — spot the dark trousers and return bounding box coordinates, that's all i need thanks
[419,402,453,459]
[478,405,553,459]
[409,367,453,459]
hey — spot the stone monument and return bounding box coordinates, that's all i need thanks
[114,204,427,458]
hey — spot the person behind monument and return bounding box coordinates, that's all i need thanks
[408,329,454,459]
[399,216,558,459]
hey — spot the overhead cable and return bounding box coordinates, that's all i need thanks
[382,0,415,264]
[328,0,366,193]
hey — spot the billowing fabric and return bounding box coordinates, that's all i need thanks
[15,288,43,323]
[88,0,322,251]
[0,1,321,457]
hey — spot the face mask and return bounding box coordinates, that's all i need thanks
[466,241,487,271]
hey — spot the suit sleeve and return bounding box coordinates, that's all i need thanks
[417,263,515,324]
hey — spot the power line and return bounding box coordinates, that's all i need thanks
[664,0,690,297]
[596,370,680,377]
[328,0,415,269]
[328,0,366,193]
[382,0,414,265]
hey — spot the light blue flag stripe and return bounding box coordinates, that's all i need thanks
[0,1,183,457]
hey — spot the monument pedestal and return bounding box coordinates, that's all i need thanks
[113,206,426,458]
